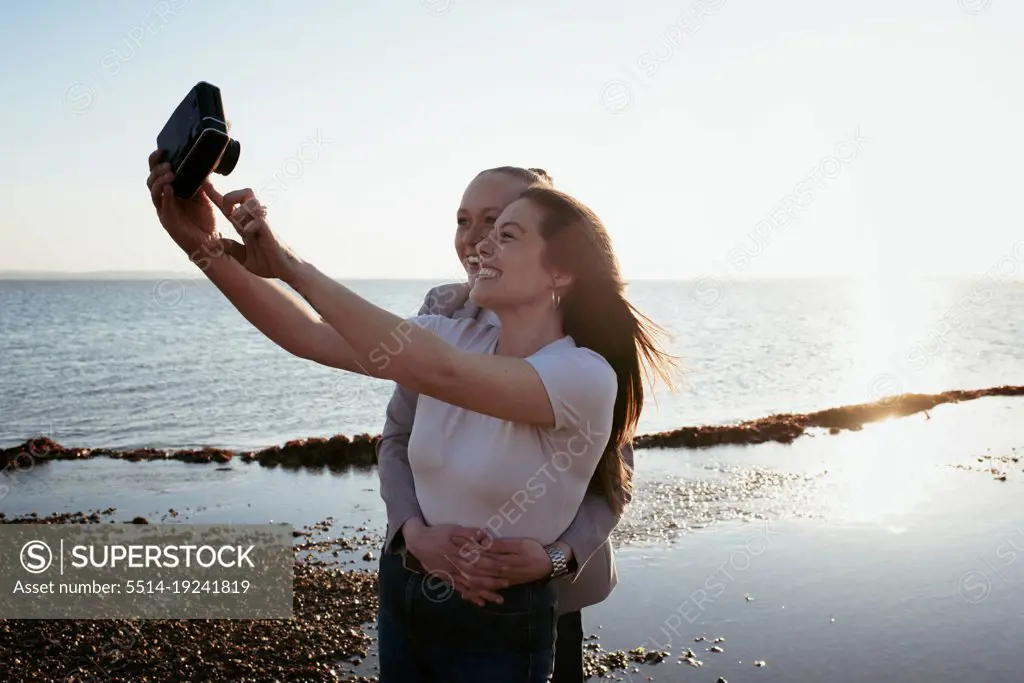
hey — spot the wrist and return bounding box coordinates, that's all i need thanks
[544,542,574,579]
[287,259,318,291]
[184,233,227,270]
[401,517,427,548]
[548,542,573,563]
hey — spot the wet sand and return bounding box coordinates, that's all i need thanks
[2,394,1022,681]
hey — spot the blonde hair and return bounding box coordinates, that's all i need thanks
[479,166,554,187]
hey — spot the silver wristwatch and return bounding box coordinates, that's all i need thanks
[545,545,569,579]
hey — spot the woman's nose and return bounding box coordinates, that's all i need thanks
[467,222,490,248]
[475,234,495,261]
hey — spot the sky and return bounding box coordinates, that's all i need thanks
[1,0,1022,281]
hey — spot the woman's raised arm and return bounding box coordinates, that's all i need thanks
[200,256,368,374]
[146,155,366,375]
[289,262,616,429]
[205,187,617,428]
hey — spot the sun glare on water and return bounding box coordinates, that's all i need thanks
[839,276,951,408]
[824,418,939,524]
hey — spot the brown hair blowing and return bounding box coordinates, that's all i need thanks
[519,186,678,517]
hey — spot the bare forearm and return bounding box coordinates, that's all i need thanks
[200,254,361,371]
[290,262,456,386]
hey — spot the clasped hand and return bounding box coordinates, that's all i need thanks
[146,149,302,284]
[404,523,555,607]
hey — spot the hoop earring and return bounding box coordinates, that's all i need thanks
[551,289,561,310]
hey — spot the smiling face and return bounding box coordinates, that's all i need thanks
[470,197,571,311]
[455,172,533,284]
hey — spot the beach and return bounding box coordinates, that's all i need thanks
[2,278,1023,681]
[2,392,1022,682]
[6,0,1024,677]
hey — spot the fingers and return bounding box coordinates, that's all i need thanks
[221,188,257,219]
[220,237,246,262]
[236,211,270,240]
[148,149,165,171]
[476,547,528,568]
[447,555,508,588]
[447,545,504,577]
[449,533,484,559]
[454,579,503,605]
[221,188,256,206]
[159,182,181,223]
[242,202,268,230]
[454,582,486,608]
[151,169,173,209]
[219,189,267,235]
[480,537,520,554]
[454,527,495,550]
[147,161,171,188]
[460,574,508,592]
[451,526,488,539]
[473,589,504,604]
[452,578,503,607]
[203,182,227,215]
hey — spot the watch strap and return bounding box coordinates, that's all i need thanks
[545,545,569,579]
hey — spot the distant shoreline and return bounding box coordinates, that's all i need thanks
[0,272,464,282]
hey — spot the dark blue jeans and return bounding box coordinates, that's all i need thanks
[378,550,558,682]
[551,610,584,683]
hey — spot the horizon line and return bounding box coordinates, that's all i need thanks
[0,270,1011,284]
[0,270,1016,282]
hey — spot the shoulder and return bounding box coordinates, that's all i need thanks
[567,343,617,395]
[407,314,497,347]
[526,338,618,424]
[532,338,615,382]
[418,282,470,317]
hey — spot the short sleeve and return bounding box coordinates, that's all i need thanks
[418,283,470,316]
[525,341,618,436]
[406,314,450,335]
[404,315,486,351]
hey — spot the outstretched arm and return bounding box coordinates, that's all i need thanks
[291,262,566,425]
[199,255,369,373]
[203,187,569,420]
[145,158,363,373]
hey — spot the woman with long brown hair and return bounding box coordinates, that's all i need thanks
[376,164,636,683]
[145,150,675,682]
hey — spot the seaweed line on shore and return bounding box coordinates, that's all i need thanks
[4,385,1023,474]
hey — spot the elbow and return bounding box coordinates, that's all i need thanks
[289,335,340,368]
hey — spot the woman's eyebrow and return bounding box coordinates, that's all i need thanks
[497,220,524,234]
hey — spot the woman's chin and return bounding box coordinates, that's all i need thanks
[469,280,495,308]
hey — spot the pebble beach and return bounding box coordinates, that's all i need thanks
[3,389,1023,682]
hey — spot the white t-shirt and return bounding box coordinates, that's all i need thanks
[406,314,618,546]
